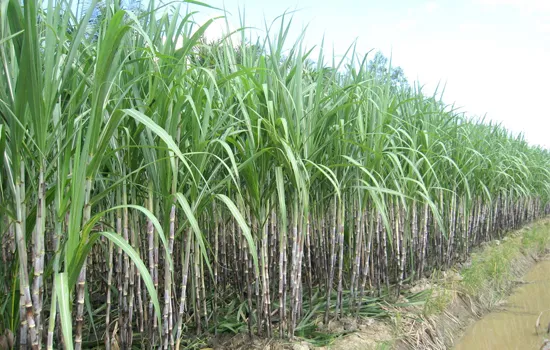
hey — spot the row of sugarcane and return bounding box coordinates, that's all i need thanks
[1,0,550,349]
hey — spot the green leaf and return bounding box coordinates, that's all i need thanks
[216,194,259,275]
[55,273,74,350]
[96,231,163,338]
[121,109,196,184]
[69,205,172,287]
[174,193,212,276]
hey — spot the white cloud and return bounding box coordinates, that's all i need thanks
[396,19,418,31]
[535,18,550,33]
[425,1,440,13]
[475,0,550,12]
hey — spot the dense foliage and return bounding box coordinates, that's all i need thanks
[1,0,549,348]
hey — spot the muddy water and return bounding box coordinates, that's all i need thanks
[454,260,550,350]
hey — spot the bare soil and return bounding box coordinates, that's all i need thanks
[211,317,394,350]
[320,318,393,350]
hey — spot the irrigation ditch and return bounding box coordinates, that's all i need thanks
[395,218,550,350]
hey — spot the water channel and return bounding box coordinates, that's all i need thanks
[454,259,550,350]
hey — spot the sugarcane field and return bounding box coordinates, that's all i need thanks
[1,0,550,349]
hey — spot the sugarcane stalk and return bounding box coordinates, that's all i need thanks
[243,229,253,337]
[381,210,390,292]
[121,183,133,347]
[31,162,45,348]
[163,203,176,348]
[357,206,373,312]
[11,161,38,349]
[104,211,114,350]
[397,202,406,296]
[350,197,362,312]
[213,205,219,335]
[251,214,262,335]
[128,208,138,347]
[276,168,288,337]
[47,209,63,350]
[194,238,202,335]
[175,229,192,342]
[261,220,272,337]
[75,170,94,350]
[336,200,345,317]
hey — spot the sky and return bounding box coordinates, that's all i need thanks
[185,0,550,149]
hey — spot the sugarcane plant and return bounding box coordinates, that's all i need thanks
[1,0,550,348]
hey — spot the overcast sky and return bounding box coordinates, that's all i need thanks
[186,0,550,149]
